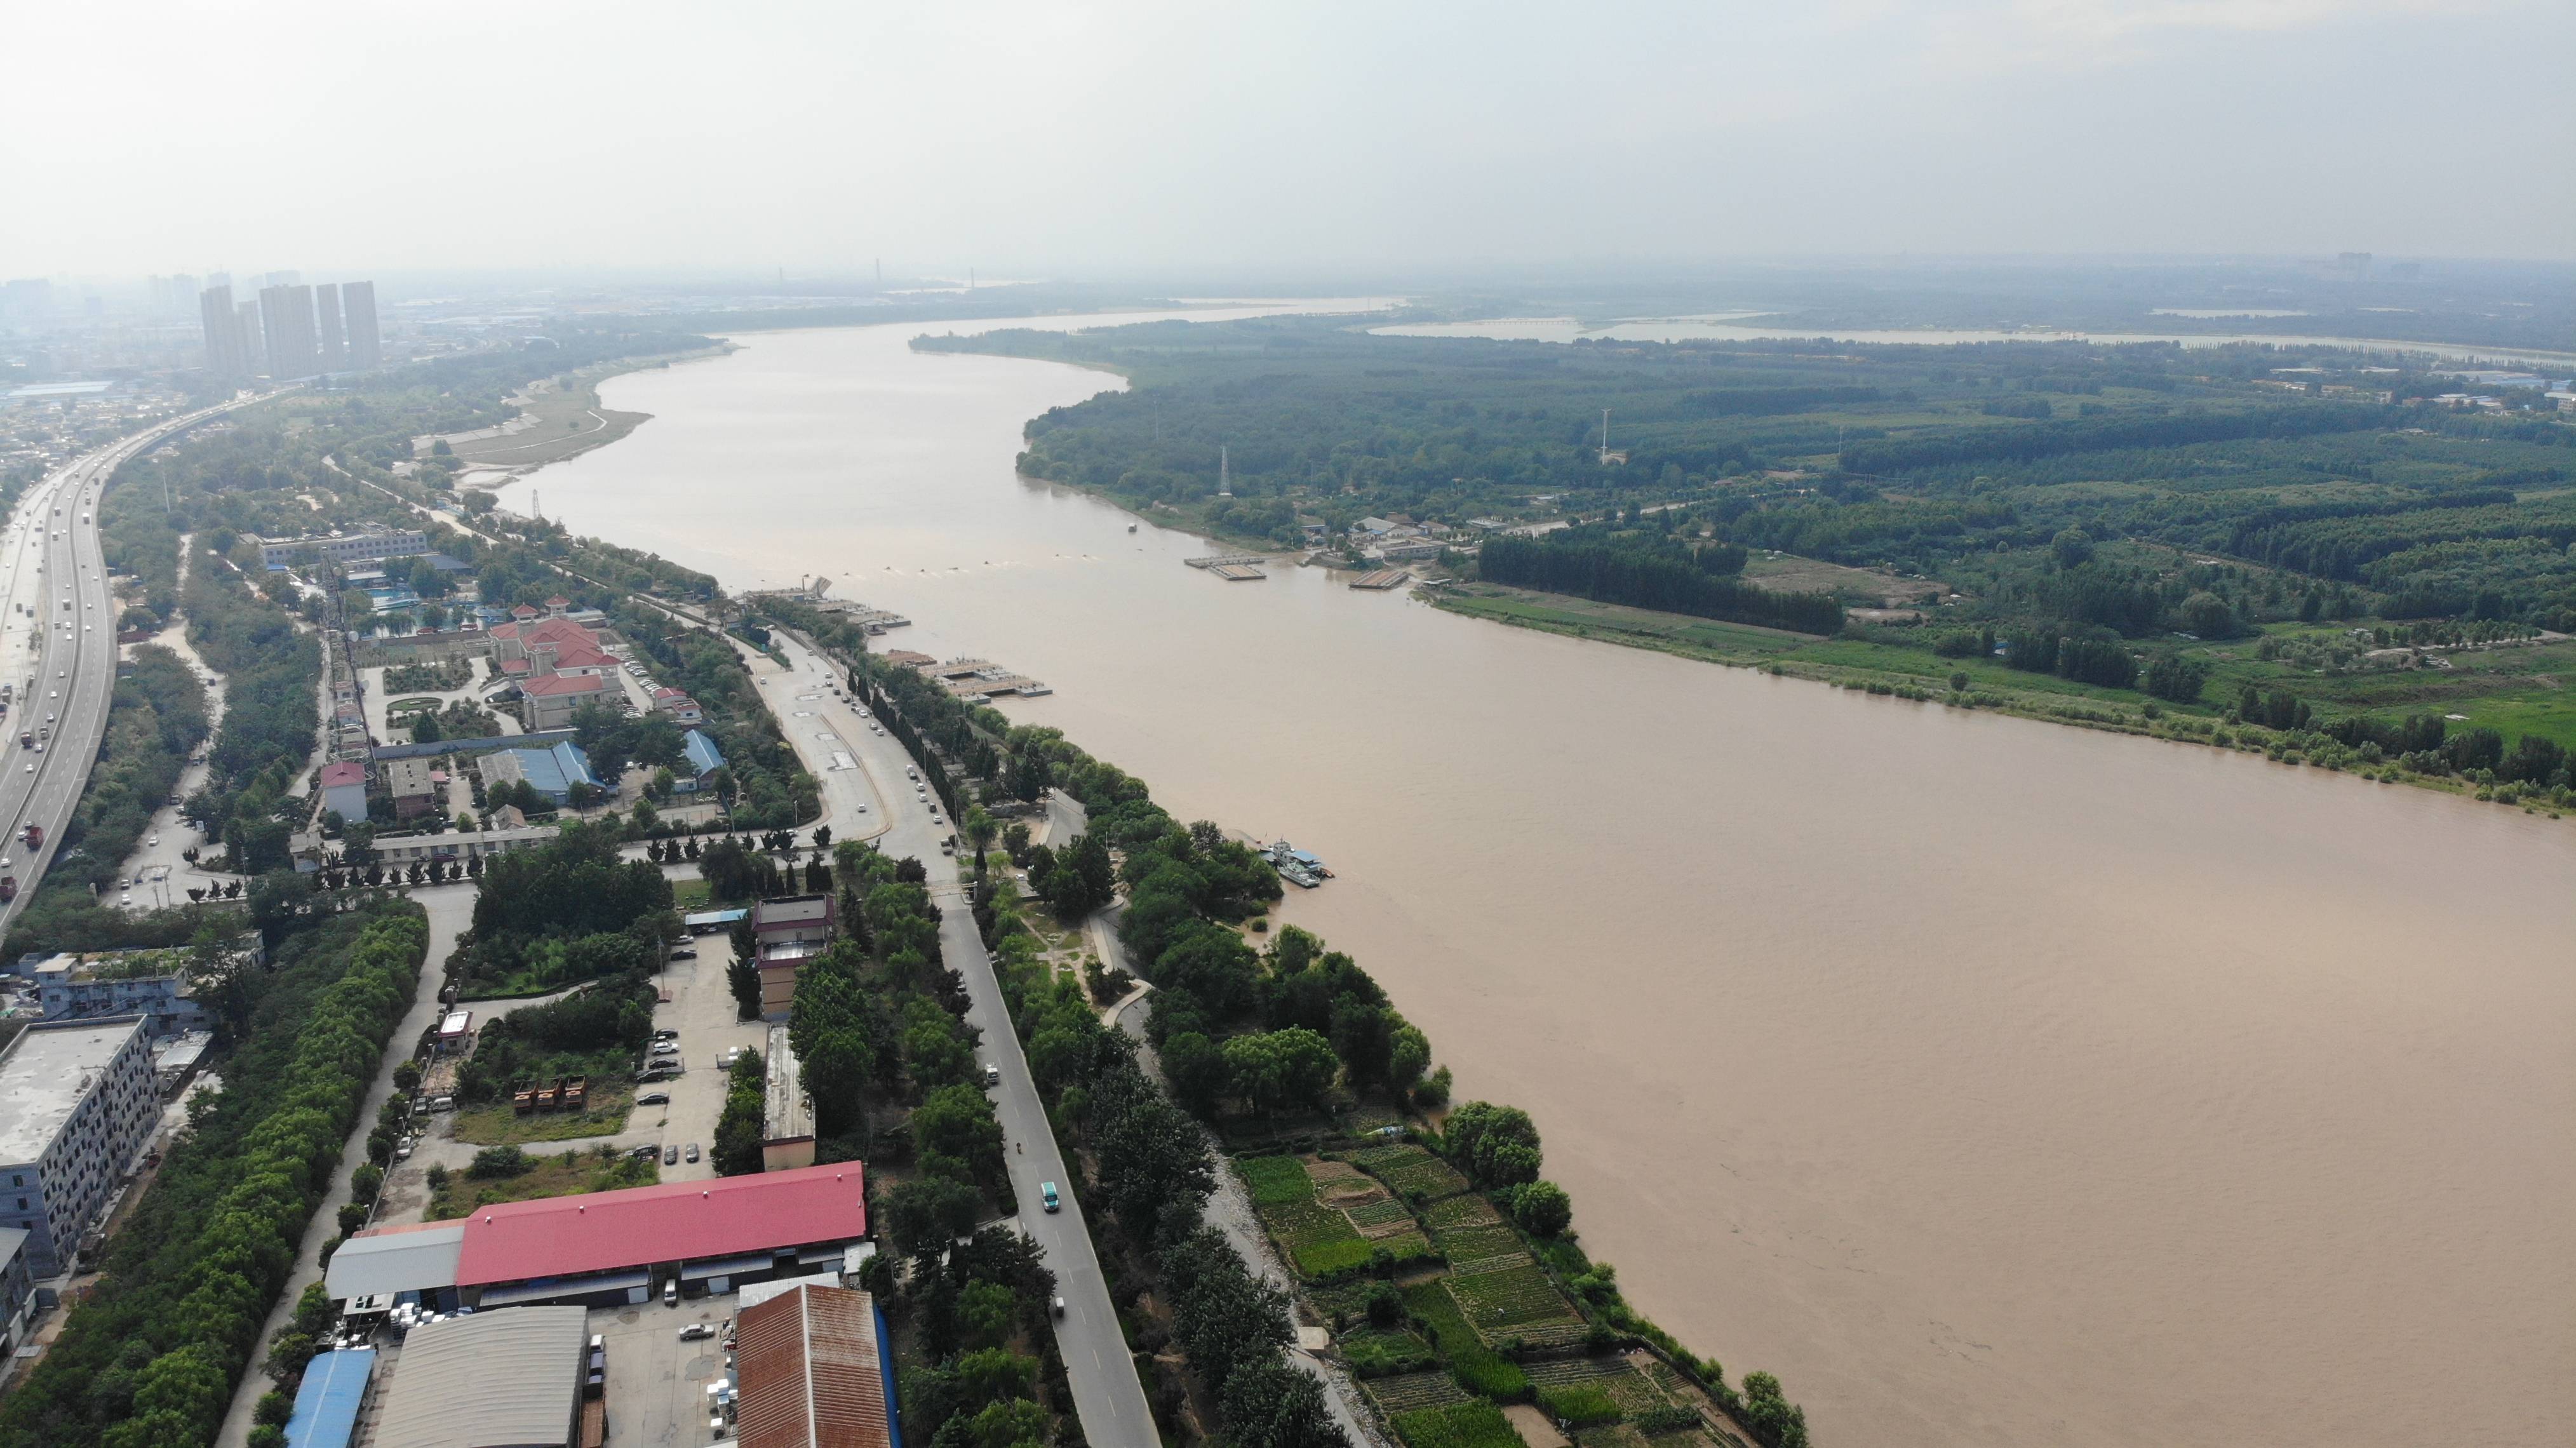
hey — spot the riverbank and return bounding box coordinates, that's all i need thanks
[1432,580,2576,821]
[441,344,731,479]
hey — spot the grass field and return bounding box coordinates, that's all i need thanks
[427,1147,656,1219]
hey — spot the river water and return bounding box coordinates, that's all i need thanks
[519,318,2574,1448]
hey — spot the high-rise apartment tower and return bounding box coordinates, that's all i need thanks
[258,285,319,379]
[314,283,345,370]
[342,280,380,368]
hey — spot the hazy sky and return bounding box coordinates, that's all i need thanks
[4,0,2568,279]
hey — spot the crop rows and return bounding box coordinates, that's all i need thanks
[1348,1197,1418,1229]
[1390,1400,1525,1448]
[1448,1252,1534,1277]
[1425,1195,1501,1229]
[1451,1263,1582,1332]
[1366,1371,1471,1414]
[1351,1144,1473,1199]
[1432,1223,1525,1260]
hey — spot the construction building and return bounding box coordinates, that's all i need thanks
[28,954,205,1038]
[0,1018,158,1275]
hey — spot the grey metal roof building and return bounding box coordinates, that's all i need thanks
[372,1304,587,1448]
[322,1221,466,1301]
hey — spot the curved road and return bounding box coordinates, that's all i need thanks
[0,396,262,926]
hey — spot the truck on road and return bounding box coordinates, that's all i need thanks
[21,823,43,850]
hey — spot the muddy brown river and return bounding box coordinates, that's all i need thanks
[518,316,2575,1447]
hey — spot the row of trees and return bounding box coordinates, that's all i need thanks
[1478,535,1845,636]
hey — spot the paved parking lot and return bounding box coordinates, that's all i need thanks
[651,943,772,1183]
[591,1289,741,1447]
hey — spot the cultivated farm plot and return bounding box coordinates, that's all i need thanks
[1366,1371,1472,1416]
[1240,1154,1377,1277]
[1432,1221,1524,1262]
[1425,1194,1502,1230]
[1349,1197,1421,1234]
[1450,1262,1585,1338]
[1526,1357,1673,1417]
[1349,1142,1473,1200]
[1391,1399,1525,1448]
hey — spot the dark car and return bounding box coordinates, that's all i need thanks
[637,1091,669,1106]
[664,1143,680,1165]
[669,947,698,960]
[629,1144,660,1159]
[684,1143,701,1163]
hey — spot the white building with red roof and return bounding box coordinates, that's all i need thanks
[519,670,612,730]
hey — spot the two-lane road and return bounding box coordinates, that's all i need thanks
[752,632,1160,1446]
[0,396,264,927]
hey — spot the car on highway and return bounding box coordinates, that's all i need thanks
[663,1143,680,1165]
[1041,1182,1061,1212]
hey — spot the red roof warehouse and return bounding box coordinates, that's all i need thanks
[454,1165,868,1287]
[325,1164,870,1311]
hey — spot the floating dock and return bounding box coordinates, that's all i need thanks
[1350,570,1410,590]
[1206,563,1266,581]
[909,656,1054,700]
[1186,553,1268,569]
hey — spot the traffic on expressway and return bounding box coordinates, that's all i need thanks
[0,397,255,930]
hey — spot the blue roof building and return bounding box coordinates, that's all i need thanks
[283,1346,377,1448]
[476,741,599,807]
[675,728,726,792]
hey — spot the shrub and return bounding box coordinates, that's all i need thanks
[468,1144,532,1179]
[253,1391,292,1426]
[1508,1181,1571,1238]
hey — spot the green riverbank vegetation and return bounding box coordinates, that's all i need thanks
[920,316,2575,817]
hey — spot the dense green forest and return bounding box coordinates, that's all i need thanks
[923,316,2576,795]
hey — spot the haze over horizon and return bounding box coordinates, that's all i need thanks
[4,0,2570,280]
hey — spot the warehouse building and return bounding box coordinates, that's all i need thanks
[0,1017,158,1275]
[372,1305,589,1448]
[325,1165,869,1310]
[734,1284,897,1448]
[252,526,431,571]
[281,1346,376,1448]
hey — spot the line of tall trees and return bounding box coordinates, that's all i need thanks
[1479,535,1844,635]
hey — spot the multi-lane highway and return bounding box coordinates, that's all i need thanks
[0,397,257,928]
